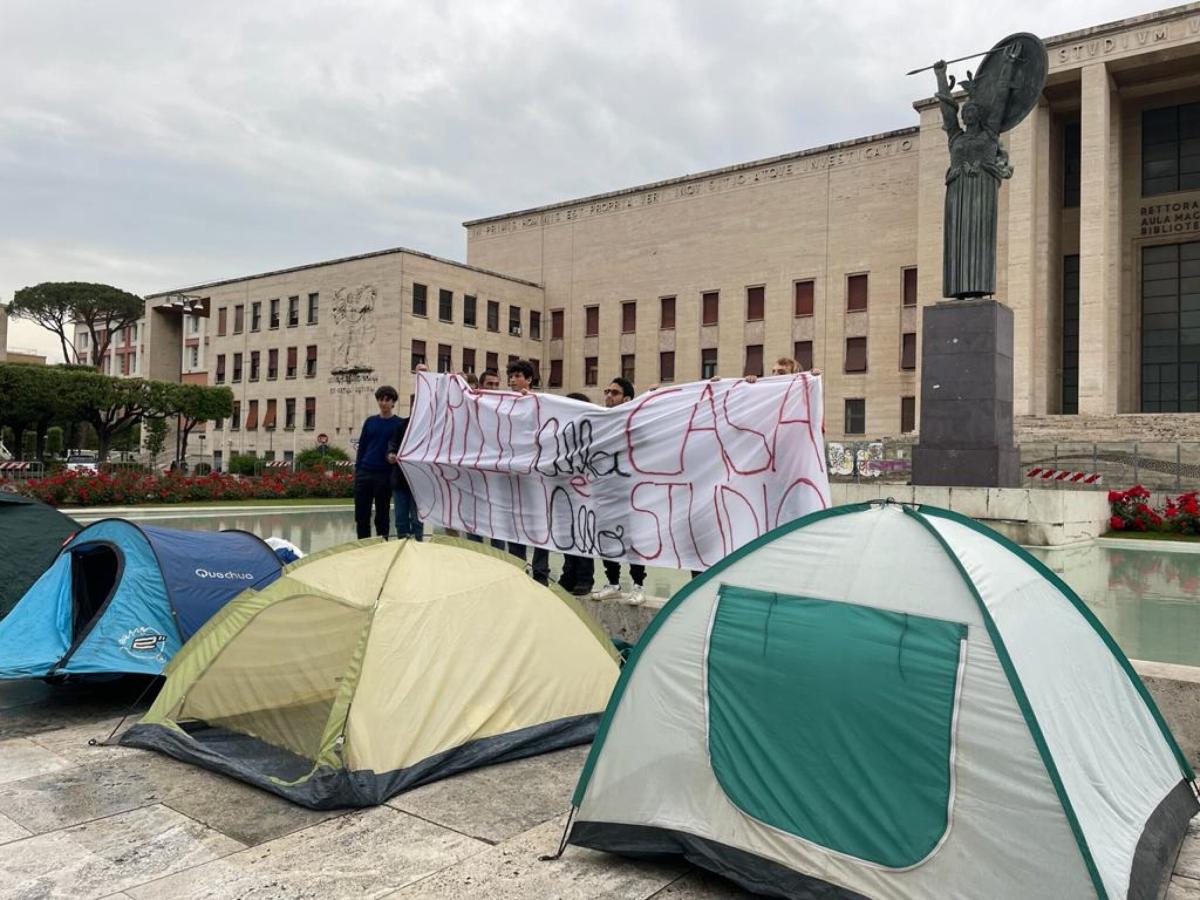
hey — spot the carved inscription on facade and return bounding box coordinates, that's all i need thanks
[470,137,915,239]
[1140,199,1200,238]
[1052,15,1199,67]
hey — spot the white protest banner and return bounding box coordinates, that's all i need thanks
[399,371,830,570]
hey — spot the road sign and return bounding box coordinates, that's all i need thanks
[317,433,329,445]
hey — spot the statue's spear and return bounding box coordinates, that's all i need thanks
[905,49,990,76]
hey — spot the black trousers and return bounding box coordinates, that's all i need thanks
[506,542,550,586]
[604,560,646,587]
[354,469,392,539]
[559,554,595,595]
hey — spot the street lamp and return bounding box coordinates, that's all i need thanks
[198,433,207,472]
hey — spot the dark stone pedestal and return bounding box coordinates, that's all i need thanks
[911,299,1020,488]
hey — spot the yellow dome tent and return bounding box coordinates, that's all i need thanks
[122,537,620,808]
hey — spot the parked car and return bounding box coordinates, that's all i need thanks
[65,454,99,475]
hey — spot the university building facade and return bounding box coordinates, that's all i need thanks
[120,4,1200,464]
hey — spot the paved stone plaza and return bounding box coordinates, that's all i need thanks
[0,676,1198,899]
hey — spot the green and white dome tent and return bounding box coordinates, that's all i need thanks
[567,501,1197,900]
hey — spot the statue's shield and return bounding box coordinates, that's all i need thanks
[970,32,1049,132]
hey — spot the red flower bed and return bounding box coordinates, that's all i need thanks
[1108,485,1200,534]
[7,468,353,508]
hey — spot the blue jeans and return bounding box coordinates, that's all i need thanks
[393,488,424,540]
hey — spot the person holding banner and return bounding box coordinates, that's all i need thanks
[386,413,423,540]
[500,359,551,586]
[354,385,400,540]
[588,376,647,605]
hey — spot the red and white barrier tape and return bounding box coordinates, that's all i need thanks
[0,462,30,472]
[1025,467,1103,485]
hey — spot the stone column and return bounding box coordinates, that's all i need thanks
[1005,100,1053,415]
[1078,63,1122,415]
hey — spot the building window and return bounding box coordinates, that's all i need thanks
[660,351,675,383]
[464,295,477,327]
[622,301,637,333]
[530,310,541,340]
[901,396,916,433]
[217,307,227,336]
[508,354,518,366]
[189,345,199,368]
[80,331,89,348]
[462,348,476,373]
[306,345,318,378]
[270,298,280,329]
[660,296,676,330]
[794,280,814,317]
[231,401,241,431]
[549,359,563,387]
[304,397,316,430]
[412,339,427,370]
[439,289,453,322]
[212,450,223,471]
[746,286,765,322]
[901,332,917,370]
[1063,121,1081,208]
[232,352,243,383]
[1142,102,1200,196]
[437,343,452,373]
[701,348,718,379]
[286,346,297,379]
[287,296,299,327]
[745,344,764,377]
[1138,243,1200,412]
[268,348,278,380]
[509,305,522,336]
[413,283,428,317]
[265,399,277,430]
[551,309,564,339]
[530,358,541,385]
[233,305,244,334]
[584,306,599,337]
[251,301,262,332]
[845,336,867,373]
[621,353,635,383]
[215,354,226,383]
[486,351,498,372]
[285,398,296,429]
[249,351,260,381]
[902,268,918,307]
[795,340,813,371]
[1062,254,1079,412]
[845,398,866,435]
[487,300,500,332]
[190,316,200,334]
[584,356,598,386]
[847,274,869,312]
[246,400,259,431]
[702,291,719,326]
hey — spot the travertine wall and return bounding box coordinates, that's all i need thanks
[152,248,543,461]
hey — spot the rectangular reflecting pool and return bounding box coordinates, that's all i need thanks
[76,505,1200,668]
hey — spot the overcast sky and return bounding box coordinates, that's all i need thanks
[1,0,1171,360]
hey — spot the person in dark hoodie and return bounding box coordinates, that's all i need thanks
[354,385,400,539]
[386,395,423,540]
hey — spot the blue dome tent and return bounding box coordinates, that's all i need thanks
[0,519,283,680]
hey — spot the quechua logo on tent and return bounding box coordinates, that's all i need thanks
[193,568,255,580]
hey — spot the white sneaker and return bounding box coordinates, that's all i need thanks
[589,584,622,602]
[627,585,645,606]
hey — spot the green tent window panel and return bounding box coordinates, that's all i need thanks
[707,585,966,868]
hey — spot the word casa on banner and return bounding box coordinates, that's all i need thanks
[399,372,830,571]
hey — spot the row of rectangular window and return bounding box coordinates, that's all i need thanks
[562,270,918,338]
[545,333,915,387]
[217,397,317,432]
[214,346,318,383]
[409,341,531,379]
[217,294,319,337]
[411,283,541,339]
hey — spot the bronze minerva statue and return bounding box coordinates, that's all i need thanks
[928,34,1048,300]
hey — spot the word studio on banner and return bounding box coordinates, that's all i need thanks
[399,372,831,571]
